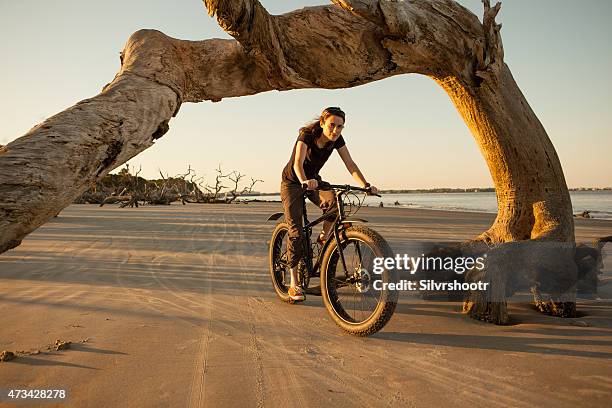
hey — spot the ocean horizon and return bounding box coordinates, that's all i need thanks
[241,190,612,219]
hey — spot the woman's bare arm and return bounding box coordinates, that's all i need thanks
[293,141,318,189]
[337,145,367,186]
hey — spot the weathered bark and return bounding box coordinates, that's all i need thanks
[0,73,178,253]
[1,0,575,320]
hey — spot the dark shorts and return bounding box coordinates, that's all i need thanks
[280,180,336,268]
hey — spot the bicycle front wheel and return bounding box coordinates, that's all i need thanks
[321,225,398,336]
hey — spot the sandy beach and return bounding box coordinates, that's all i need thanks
[1,203,611,407]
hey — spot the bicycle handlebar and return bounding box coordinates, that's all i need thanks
[301,181,382,197]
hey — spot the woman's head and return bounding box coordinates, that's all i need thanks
[319,107,345,142]
[301,107,346,143]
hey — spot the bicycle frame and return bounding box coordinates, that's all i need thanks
[300,186,367,280]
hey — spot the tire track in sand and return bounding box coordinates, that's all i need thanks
[229,214,272,408]
[187,210,225,408]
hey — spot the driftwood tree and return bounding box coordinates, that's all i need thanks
[87,164,261,205]
[0,0,578,323]
[226,172,263,204]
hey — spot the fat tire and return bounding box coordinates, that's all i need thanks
[268,222,294,303]
[321,225,398,336]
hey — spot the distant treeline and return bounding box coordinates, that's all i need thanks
[381,187,611,193]
[247,186,611,196]
[568,187,612,191]
[247,188,497,195]
[380,188,495,194]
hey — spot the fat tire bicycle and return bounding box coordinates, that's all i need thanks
[267,182,398,336]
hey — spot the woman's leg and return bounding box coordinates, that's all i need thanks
[309,188,337,243]
[280,181,305,288]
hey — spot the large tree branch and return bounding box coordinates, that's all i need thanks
[1,0,572,259]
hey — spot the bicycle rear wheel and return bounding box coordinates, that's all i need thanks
[269,222,293,302]
[321,225,398,336]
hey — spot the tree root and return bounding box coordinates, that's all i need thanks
[531,287,577,318]
[462,299,509,325]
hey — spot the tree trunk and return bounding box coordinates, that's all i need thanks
[0,0,575,321]
[435,66,574,244]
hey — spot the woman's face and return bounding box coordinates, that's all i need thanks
[320,115,345,142]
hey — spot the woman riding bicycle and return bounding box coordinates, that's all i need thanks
[281,107,379,302]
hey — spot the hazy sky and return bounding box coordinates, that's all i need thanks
[1,0,611,192]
